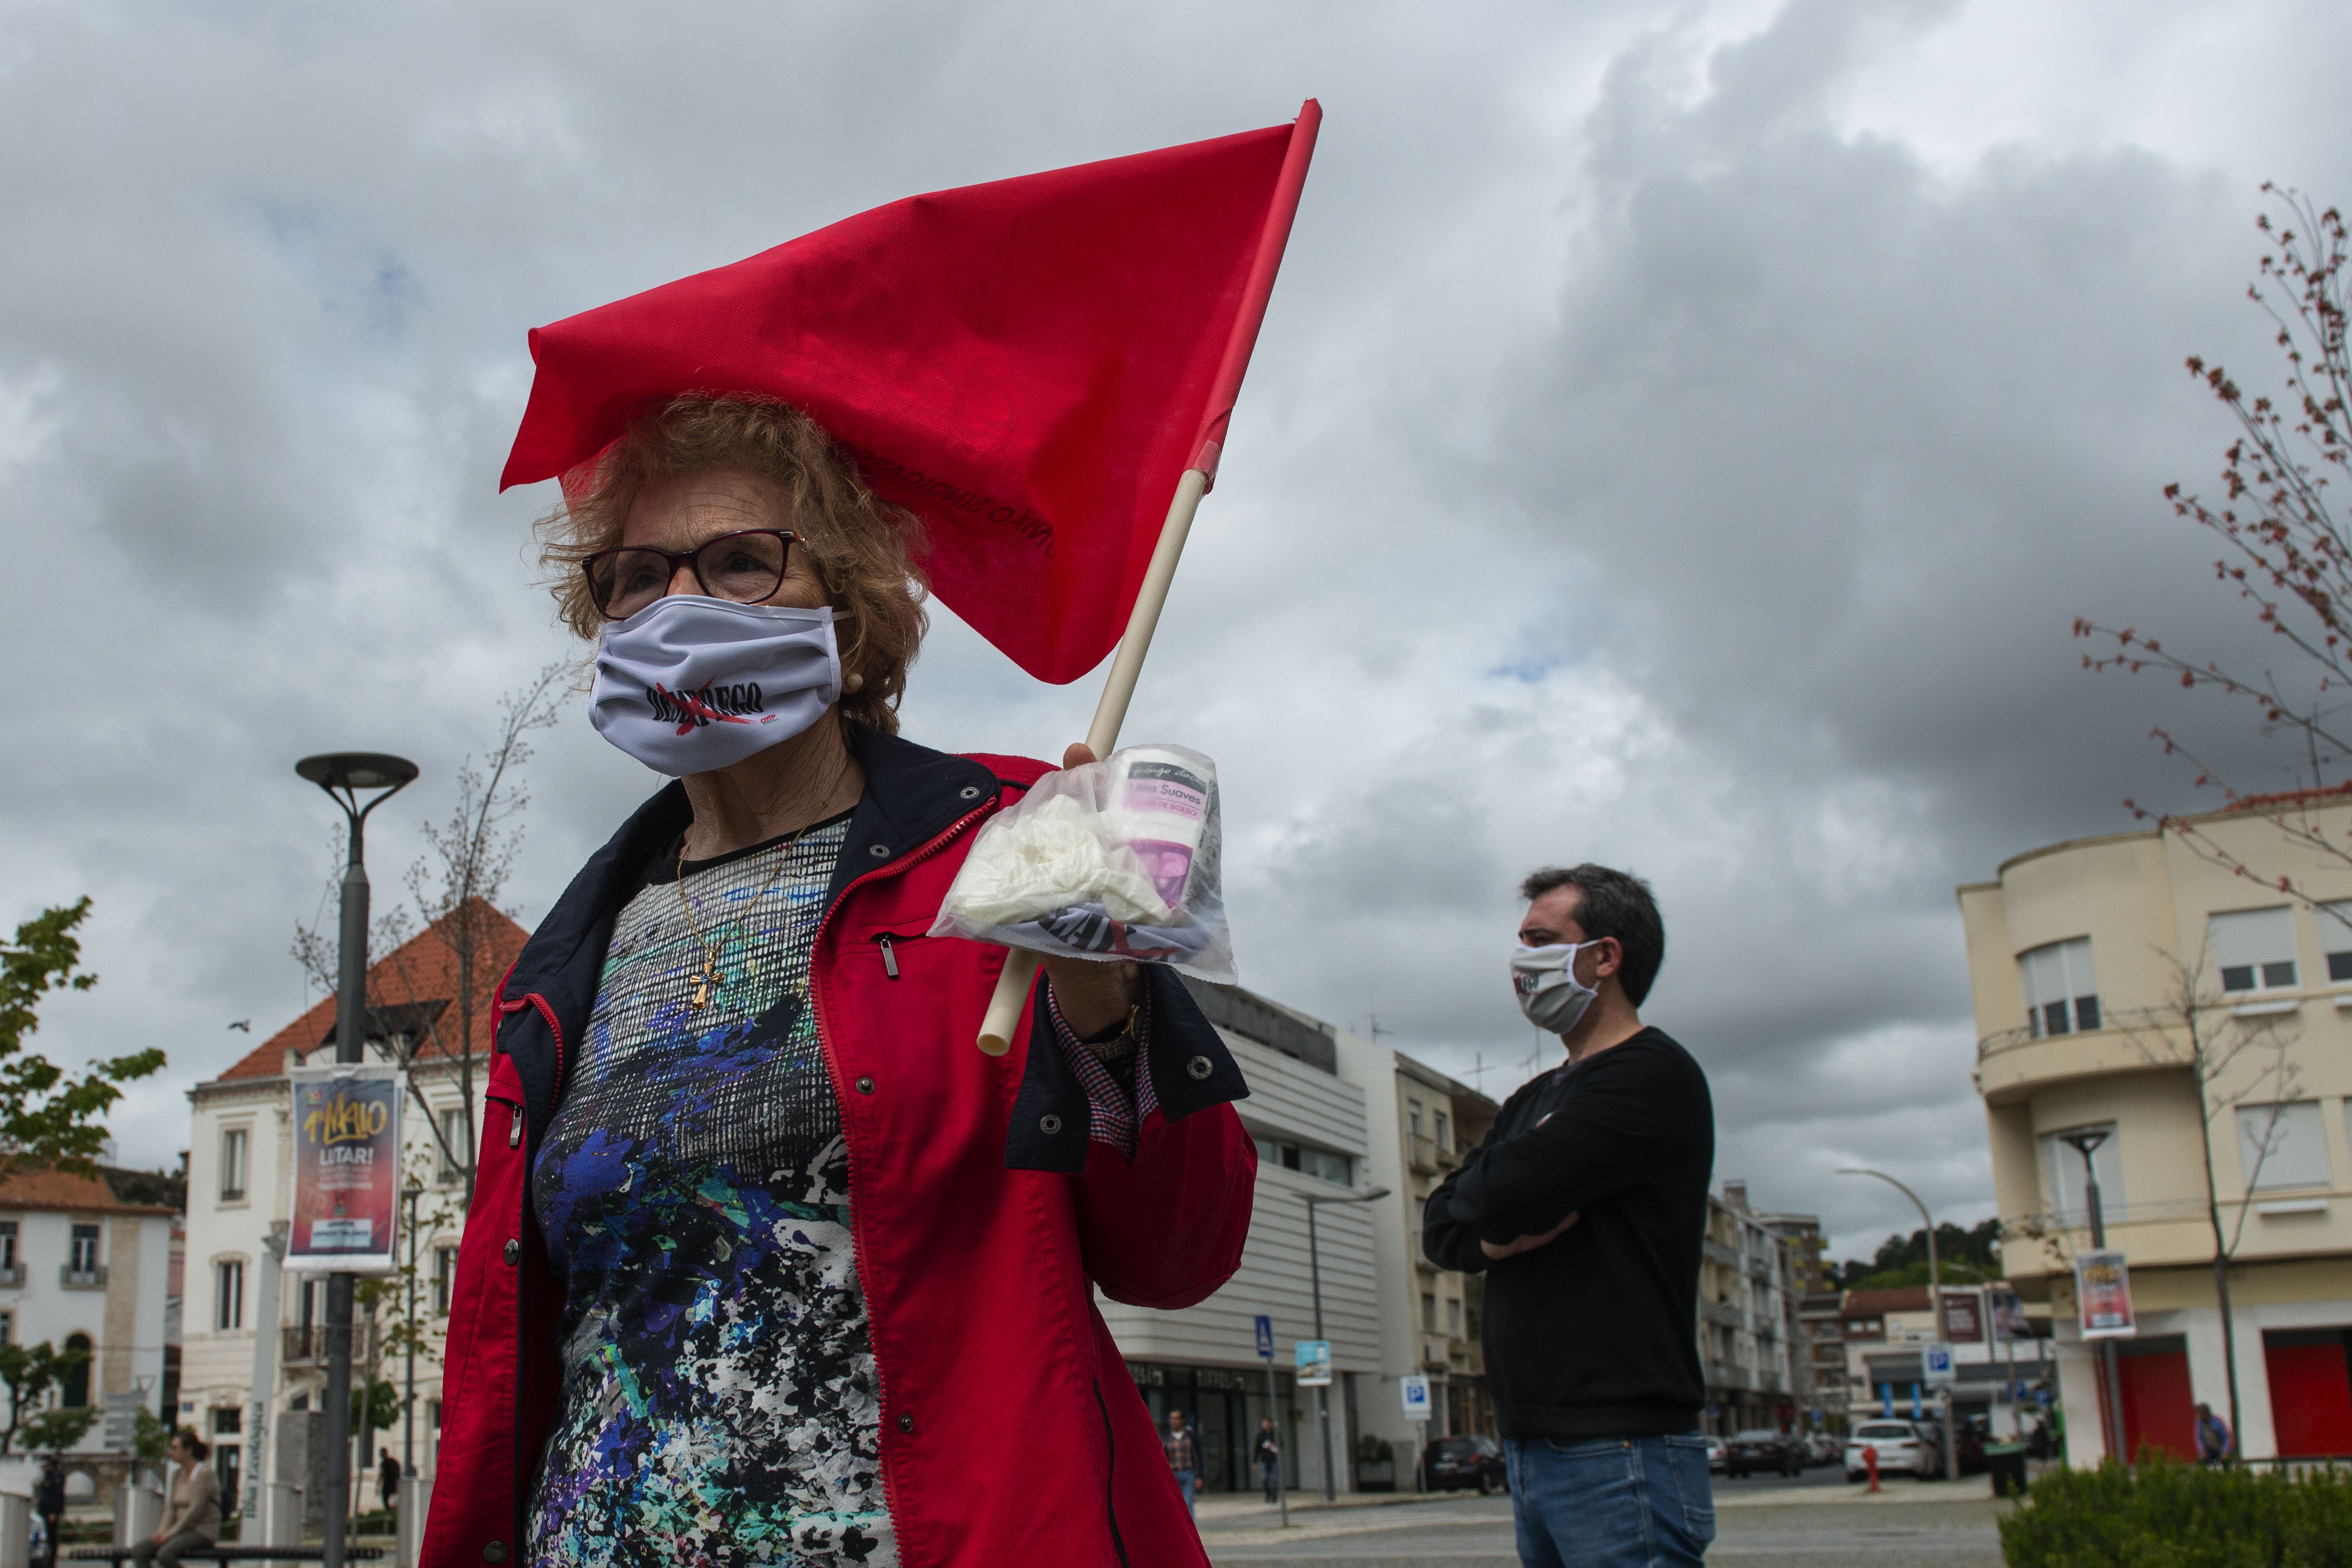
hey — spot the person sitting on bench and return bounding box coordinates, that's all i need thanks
[133,1431,218,1567]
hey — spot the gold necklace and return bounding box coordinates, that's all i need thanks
[675,750,855,1010]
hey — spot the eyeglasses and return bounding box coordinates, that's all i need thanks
[582,530,800,621]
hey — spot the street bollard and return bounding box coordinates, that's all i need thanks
[1864,1445,1880,1494]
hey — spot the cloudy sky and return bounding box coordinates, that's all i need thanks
[6,0,2347,1265]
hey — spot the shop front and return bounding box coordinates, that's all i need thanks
[1129,1361,1304,1494]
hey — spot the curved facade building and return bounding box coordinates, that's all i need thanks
[1961,798,2352,1462]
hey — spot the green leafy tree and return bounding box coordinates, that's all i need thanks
[0,900,167,1174]
[132,1404,171,1462]
[0,1341,92,1456]
[20,1407,99,1458]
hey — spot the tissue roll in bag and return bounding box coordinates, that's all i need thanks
[941,793,1174,929]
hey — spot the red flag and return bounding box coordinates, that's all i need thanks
[501,102,1321,685]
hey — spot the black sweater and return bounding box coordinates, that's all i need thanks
[1423,1027,1713,1439]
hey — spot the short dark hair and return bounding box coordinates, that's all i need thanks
[176,1428,210,1459]
[1519,864,1666,1006]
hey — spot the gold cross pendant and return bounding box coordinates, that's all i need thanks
[691,958,717,1010]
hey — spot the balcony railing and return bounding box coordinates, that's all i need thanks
[0,1265,24,1288]
[1701,1300,1743,1328]
[1407,1134,1457,1176]
[282,1323,380,1366]
[1701,1239,1740,1268]
[59,1266,106,1291]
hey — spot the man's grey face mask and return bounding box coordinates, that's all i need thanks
[1511,941,1599,1034]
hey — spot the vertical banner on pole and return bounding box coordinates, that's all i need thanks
[283,1066,405,1275]
[2074,1250,2137,1338]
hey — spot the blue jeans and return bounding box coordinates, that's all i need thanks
[1506,1434,1715,1567]
[1173,1467,1196,1513]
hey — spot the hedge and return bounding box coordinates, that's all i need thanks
[2001,1454,2352,1568]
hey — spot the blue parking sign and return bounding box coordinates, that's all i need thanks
[1255,1315,1274,1361]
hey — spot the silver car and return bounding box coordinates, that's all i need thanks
[1844,1419,1940,1481]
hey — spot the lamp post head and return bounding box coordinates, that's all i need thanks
[297,754,420,793]
[1303,1186,1390,1206]
[2058,1128,2111,1159]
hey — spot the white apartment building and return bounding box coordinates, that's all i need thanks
[1331,1034,1498,1476]
[1117,981,1382,1498]
[0,1166,175,1428]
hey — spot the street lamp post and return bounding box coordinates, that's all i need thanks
[1301,1186,1389,1503]
[297,753,417,1568]
[1838,1168,1958,1482]
[2059,1129,2130,1465]
[403,1181,424,1486]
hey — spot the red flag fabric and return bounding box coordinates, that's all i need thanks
[501,102,1321,685]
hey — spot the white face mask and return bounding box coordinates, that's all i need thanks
[1511,942,1600,1035]
[590,595,842,777]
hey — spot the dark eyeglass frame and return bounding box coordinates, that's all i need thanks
[581,529,802,620]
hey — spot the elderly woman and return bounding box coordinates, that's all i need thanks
[426,395,1256,1568]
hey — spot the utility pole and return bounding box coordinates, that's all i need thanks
[1302,1187,1389,1502]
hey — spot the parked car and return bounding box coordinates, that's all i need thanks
[1426,1435,1508,1494]
[1806,1433,1843,1467]
[1845,1420,1941,1481]
[1723,1428,1805,1478]
[1705,1435,1727,1474]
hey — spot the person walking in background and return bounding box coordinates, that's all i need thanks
[380,1452,401,1515]
[37,1456,64,1568]
[1425,865,1717,1568]
[133,1431,220,1567]
[2197,1403,2233,1465]
[1255,1417,1281,1503]
[1165,1410,1202,1516]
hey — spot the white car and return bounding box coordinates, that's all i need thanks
[1705,1435,1726,1474]
[1845,1419,1940,1481]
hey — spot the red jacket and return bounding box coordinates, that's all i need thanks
[423,730,1257,1568]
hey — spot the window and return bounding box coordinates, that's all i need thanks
[1407,1101,1424,1138]
[61,1334,89,1407]
[2239,1102,2331,1191]
[215,1444,241,1513]
[1446,1299,1462,1334]
[433,1248,457,1315]
[0,1312,14,1345]
[1433,1110,1450,1152]
[2212,906,2298,993]
[0,1220,17,1270]
[439,1108,468,1182]
[211,1407,241,1436]
[2322,902,2352,983]
[216,1261,243,1331]
[2019,938,2100,1037]
[1296,1147,1351,1186]
[69,1225,99,1274]
[219,1127,249,1203]
[2041,1124,2128,1226]
[1421,1291,1436,1328]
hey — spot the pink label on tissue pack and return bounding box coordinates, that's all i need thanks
[1118,761,1206,820]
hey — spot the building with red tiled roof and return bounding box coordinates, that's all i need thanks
[182,902,529,1515]
[0,1162,180,1458]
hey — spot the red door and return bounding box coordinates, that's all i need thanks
[2266,1341,2352,1457]
[2117,1350,2195,1461]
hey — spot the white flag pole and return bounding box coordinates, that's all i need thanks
[968,97,1319,1058]
[975,467,1210,1055]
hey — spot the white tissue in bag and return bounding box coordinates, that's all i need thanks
[940,793,1175,929]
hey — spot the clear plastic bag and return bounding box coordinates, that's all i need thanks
[930,743,1235,983]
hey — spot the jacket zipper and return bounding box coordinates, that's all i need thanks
[878,934,900,979]
[1092,1378,1130,1568]
[806,798,996,1547]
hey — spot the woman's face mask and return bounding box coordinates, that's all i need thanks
[590,595,842,776]
[1511,941,1601,1035]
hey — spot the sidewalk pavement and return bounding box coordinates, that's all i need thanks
[1193,1471,2029,1529]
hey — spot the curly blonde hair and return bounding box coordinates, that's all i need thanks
[537,395,930,734]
